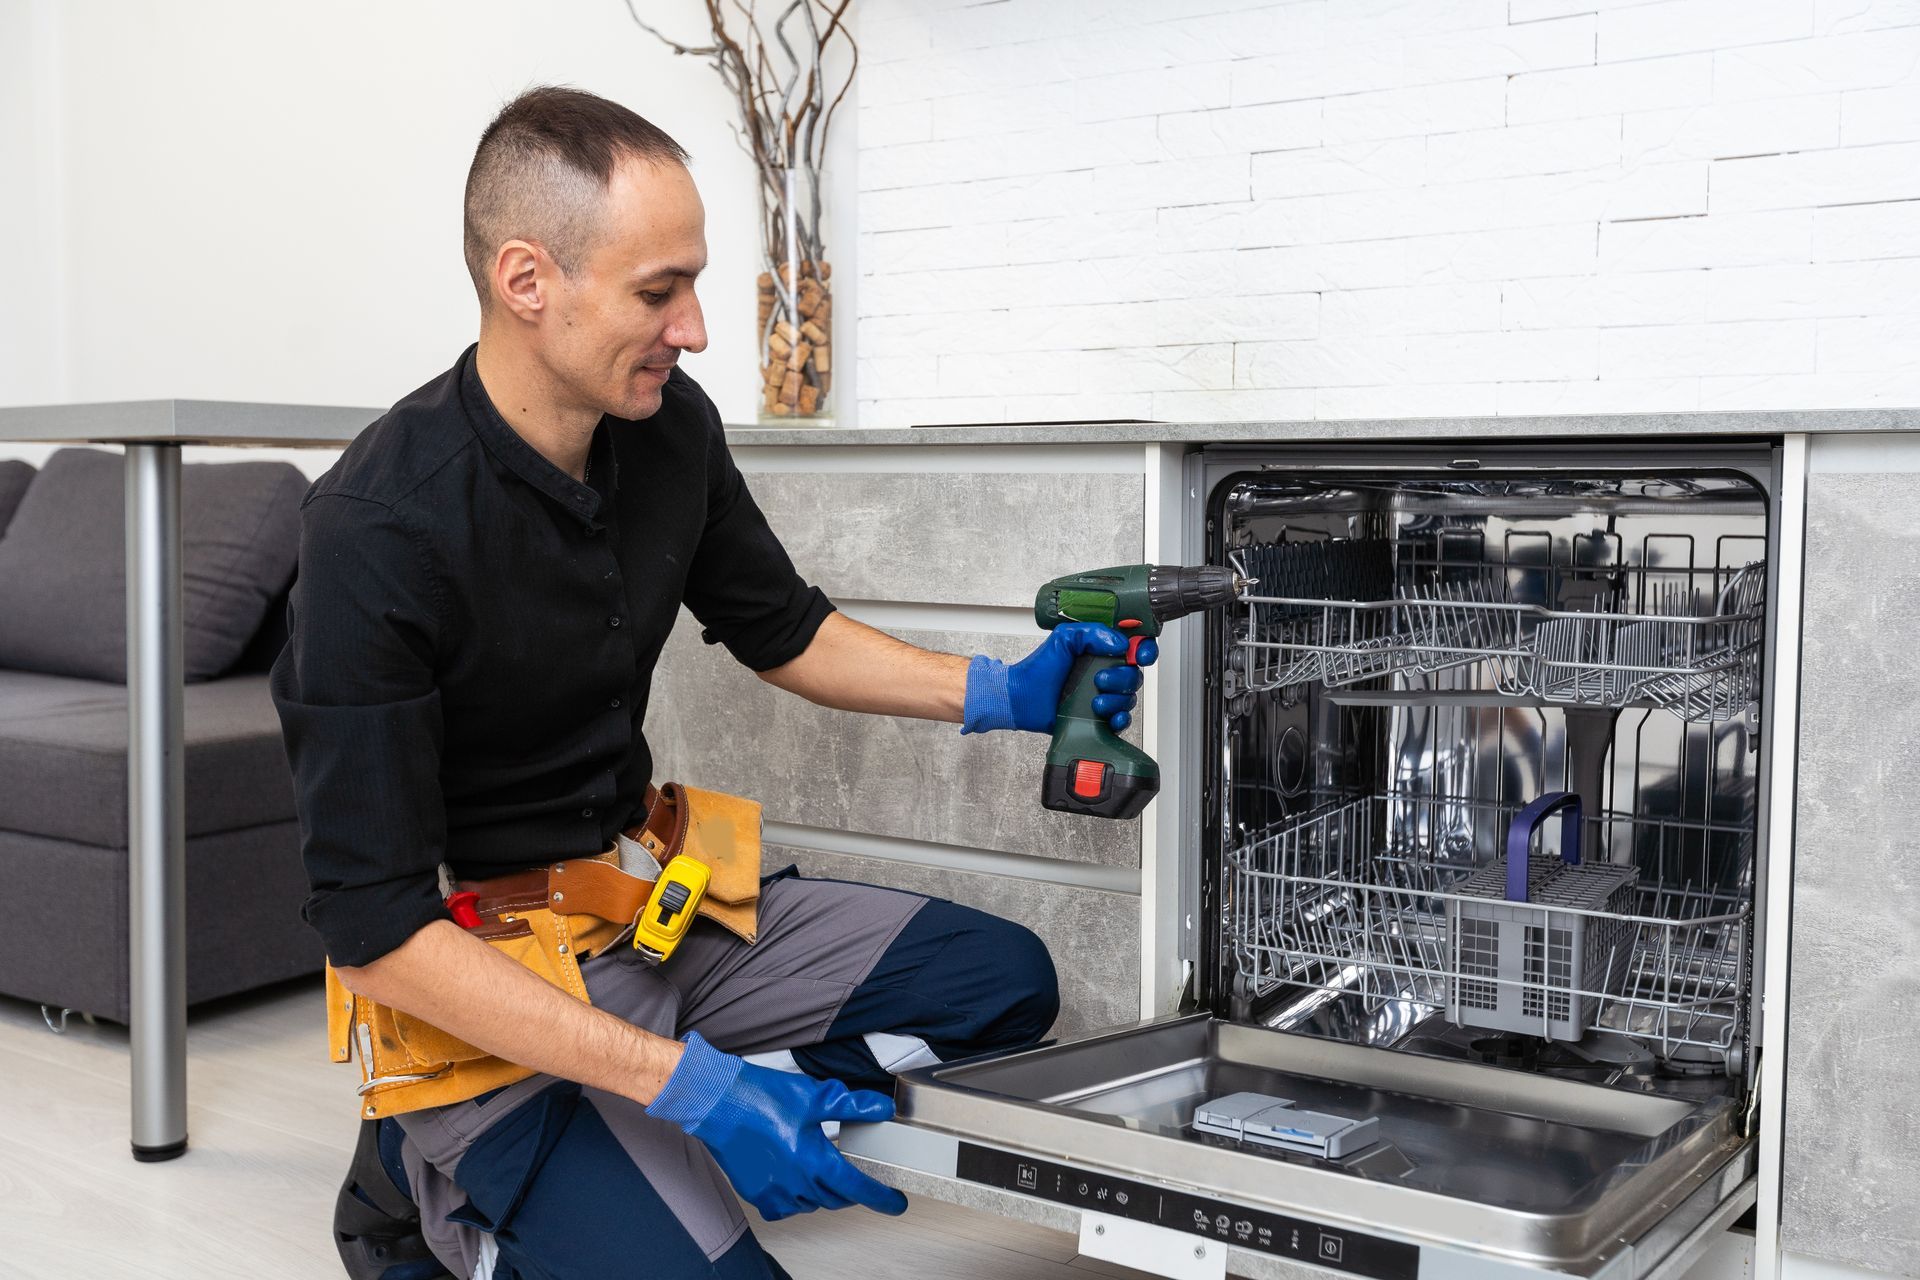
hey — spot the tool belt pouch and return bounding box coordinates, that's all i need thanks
[667,783,765,945]
[326,782,763,1119]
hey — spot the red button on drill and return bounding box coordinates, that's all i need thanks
[1072,759,1108,799]
[1126,635,1147,665]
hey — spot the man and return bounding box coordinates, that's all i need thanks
[272,86,1153,1280]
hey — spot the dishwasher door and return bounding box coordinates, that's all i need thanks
[840,1016,1756,1280]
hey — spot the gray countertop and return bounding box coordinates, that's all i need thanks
[726,406,1920,446]
[6,400,1917,450]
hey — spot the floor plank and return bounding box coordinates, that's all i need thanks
[0,987,1166,1279]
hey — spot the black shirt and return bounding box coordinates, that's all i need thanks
[270,346,834,968]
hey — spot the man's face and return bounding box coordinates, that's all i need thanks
[540,156,710,421]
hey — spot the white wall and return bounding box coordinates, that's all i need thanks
[8,1,1918,445]
[0,0,854,473]
[0,0,68,416]
[852,0,1920,427]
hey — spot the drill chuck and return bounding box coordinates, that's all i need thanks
[1146,564,1249,623]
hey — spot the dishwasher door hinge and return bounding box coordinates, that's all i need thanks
[1163,959,1198,1017]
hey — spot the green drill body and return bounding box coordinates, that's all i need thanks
[1033,563,1245,820]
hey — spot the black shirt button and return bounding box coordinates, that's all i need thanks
[608,615,623,629]
[609,697,622,709]
[582,807,595,819]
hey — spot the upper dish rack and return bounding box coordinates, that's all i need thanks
[1228,537,1766,723]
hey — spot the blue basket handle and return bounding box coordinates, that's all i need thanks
[1505,791,1583,903]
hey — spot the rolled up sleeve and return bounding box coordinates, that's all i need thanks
[270,493,450,968]
[681,405,835,672]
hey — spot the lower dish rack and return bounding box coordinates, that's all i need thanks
[1226,793,1751,1065]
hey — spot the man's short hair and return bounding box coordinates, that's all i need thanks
[463,86,691,306]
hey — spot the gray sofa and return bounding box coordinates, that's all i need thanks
[0,448,323,1023]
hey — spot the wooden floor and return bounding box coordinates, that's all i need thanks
[0,976,1162,1279]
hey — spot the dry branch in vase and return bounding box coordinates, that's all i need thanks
[627,0,855,419]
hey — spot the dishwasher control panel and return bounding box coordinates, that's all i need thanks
[956,1143,1419,1279]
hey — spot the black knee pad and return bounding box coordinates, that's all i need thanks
[333,1118,452,1280]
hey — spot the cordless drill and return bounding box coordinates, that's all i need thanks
[1035,564,1249,820]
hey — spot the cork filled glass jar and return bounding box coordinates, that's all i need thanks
[757,168,832,423]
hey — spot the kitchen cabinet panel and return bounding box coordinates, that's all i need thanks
[646,612,1142,869]
[760,842,1140,1040]
[1783,468,1920,1278]
[743,470,1144,608]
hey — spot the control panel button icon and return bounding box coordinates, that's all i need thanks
[1016,1163,1037,1191]
[1319,1232,1345,1263]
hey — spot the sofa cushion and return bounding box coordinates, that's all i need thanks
[0,821,319,1023]
[0,670,296,846]
[0,447,308,683]
[0,459,33,536]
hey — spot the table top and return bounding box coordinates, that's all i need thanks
[0,400,383,446]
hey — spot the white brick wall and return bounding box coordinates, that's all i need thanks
[852,0,1920,426]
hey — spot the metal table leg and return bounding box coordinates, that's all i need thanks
[126,443,187,1161]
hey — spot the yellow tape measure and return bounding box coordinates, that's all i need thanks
[632,855,710,963]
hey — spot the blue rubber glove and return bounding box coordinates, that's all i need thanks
[961,621,1158,735]
[646,1032,908,1220]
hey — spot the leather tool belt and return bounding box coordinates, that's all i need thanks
[325,782,764,1118]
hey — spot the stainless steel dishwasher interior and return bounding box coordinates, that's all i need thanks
[1210,470,1767,1116]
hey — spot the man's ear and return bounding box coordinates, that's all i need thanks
[491,239,548,322]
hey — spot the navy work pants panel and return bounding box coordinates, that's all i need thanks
[390,870,1059,1280]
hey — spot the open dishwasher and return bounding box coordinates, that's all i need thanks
[842,443,1786,1280]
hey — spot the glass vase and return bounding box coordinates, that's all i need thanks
[757,167,833,423]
